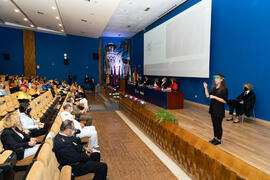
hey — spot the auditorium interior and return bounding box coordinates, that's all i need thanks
[0,0,270,180]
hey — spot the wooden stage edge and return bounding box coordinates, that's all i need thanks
[184,99,270,126]
[110,88,270,180]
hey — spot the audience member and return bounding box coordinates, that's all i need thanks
[53,120,107,179]
[1,112,40,160]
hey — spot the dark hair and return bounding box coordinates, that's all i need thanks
[66,98,73,103]
[19,102,29,113]
[60,120,73,131]
[63,103,72,110]
[211,73,227,93]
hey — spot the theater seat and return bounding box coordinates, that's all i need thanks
[27,138,72,180]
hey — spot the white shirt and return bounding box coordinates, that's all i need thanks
[19,112,39,130]
[60,111,81,130]
[79,98,88,109]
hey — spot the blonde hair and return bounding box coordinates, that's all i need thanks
[243,83,253,91]
[3,111,20,128]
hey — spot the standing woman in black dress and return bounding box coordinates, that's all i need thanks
[203,73,228,145]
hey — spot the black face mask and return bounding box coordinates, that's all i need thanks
[244,87,248,91]
[26,107,32,114]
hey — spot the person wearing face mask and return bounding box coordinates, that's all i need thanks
[53,120,108,180]
[60,104,99,151]
[1,111,40,160]
[203,73,228,145]
[18,103,49,137]
[227,83,255,123]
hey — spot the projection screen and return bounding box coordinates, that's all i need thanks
[144,0,212,78]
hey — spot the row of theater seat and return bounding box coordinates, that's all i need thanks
[24,92,71,180]
[0,90,63,179]
[24,93,71,180]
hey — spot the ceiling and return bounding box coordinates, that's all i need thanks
[0,0,187,38]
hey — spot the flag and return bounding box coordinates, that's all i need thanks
[113,66,116,86]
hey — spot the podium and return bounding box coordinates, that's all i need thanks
[120,78,126,91]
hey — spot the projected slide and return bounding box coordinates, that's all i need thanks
[144,0,212,78]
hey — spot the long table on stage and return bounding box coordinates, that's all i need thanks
[125,83,184,109]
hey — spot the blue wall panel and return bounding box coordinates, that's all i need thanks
[35,32,99,86]
[0,27,24,75]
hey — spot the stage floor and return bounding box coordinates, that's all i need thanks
[145,100,270,175]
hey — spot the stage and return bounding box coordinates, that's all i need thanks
[144,100,270,176]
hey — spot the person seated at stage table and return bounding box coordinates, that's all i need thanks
[143,76,152,86]
[153,78,161,88]
[167,78,178,92]
[227,83,255,123]
[136,75,143,86]
[160,77,170,90]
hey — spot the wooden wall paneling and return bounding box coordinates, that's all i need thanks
[98,39,102,85]
[23,30,36,77]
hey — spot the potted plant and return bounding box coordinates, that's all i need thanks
[155,109,177,124]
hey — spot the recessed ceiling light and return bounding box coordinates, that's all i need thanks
[61,29,64,32]
[14,9,20,13]
[56,16,59,20]
[52,6,56,10]
[23,18,28,21]
[37,11,44,15]
[58,24,62,27]
[30,24,34,27]
[145,7,150,11]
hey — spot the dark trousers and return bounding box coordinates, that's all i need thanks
[227,99,244,116]
[30,124,50,137]
[85,83,90,90]
[72,152,107,180]
[211,115,223,140]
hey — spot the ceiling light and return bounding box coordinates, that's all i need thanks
[14,9,20,13]
[52,6,56,10]
[145,7,150,11]
[23,18,28,21]
[30,24,34,28]
[58,24,62,27]
[37,11,44,15]
[61,29,64,32]
[56,16,59,20]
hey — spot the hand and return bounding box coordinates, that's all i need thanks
[80,123,85,128]
[239,100,244,104]
[38,123,44,129]
[203,82,208,89]
[28,138,37,146]
[84,146,93,153]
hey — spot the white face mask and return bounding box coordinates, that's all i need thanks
[71,130,75,136]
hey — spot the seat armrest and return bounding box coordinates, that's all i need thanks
[0,150,16,172]
[60,165,72,180]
